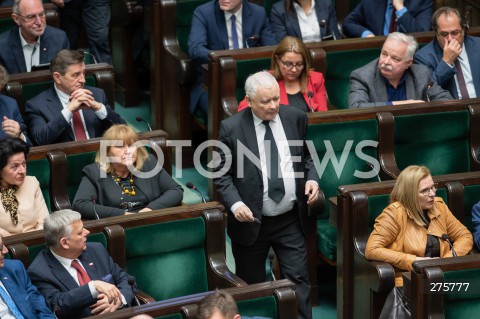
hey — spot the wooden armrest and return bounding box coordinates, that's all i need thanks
[47,150,70,210]
[377,112,400,179]
[135,289,155,304]
[164,45,195,86]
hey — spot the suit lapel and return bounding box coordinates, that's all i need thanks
[45,250,81,289]
[39,29,48,64]
[10,28,27,73]
[373,60,389,102]
[241,110,262,180]
[288,10,302,38]
[215,3,229,49]
[466,37,480,96]
[0,268,27,317]
[48,88,75,140]
[79,252,101,280]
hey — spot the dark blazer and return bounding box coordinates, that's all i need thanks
[342,0,432,38]
[25,86,126,146]
[349,58,452,108]
[73,154,184,219]
[0,259,54,318]
[270,0,342,42]
[214,106,319,245]
[28,242,134,319]
[0,26,69,74]
[414,35,480,99]
[0,94,31,145]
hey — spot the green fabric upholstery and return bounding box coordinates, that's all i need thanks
[124,217,208,301]
[394,110,470,175]
[67,152,96,203]
[462,184,480,233]
[444,268,480,318]
[235,58,272,102]
[176,0,210,54]
[22,76,96,102]
[27,158,51,212]
[238,296,278,318]
[0,19,15,34]
[307,119,378,261]
[154,315,182,319]
[325,48,381,109]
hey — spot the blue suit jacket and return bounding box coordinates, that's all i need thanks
[342,0,432,38]
[25,86,126,146]
[270,0,342,42]
[0,259,54,318]
[28,242,134,319]
[0,26,69,74]
[0,94,31,145]
[414,35,480,99]
[188,0,277,112]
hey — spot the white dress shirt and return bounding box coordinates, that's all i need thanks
[293,0,321,43]
[225,8,244,49]
[19,28,40,72]
[455,43,477,98]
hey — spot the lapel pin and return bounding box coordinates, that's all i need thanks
[89,262,94,266]
[3,277,7,280]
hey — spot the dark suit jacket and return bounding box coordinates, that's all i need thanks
[342,0,432,38]
[28,242,134,319]
[72,154,184,219]
[270,0,342,42]
[214,106,319,245]
[348,58,452,108]
[414,35,480,99]
[25,86,126,146]
[0,94,31,145]
[0,26,69,74]
[0,259,54,318]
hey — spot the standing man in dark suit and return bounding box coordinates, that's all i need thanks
[214,71,319,319]
[414,7,480,99]
[25,49,125,145]
[343,0,433,38]
[28,209,134,318]
[0,0,69,74]
[188,0,277,116]
[0,235,54,318]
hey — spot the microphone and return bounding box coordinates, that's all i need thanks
[91,195,100,220]
[307,91,314,112]
[424,80,433,102]
[186,182,207,203]
[128,276,141,306]
[441,234,457,257]
[136,116,152,132]
[246,34,259,48]
[320,19,336,41]
[77,49,98,64]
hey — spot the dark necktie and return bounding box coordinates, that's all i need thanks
[454,59,470,99]
[0,285,25,318]
[263,120,285,203]
[231,15,239,49]
[72,111,87,141]
[388,6,397,33]
[30,44,37,71]
[71,259,91,286]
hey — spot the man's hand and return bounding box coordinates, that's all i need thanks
[233,205,254,222]
[91,281,121,305]
[305,181,319,205]
[392,0,404,11]
[442,38,462,65]
[90,293,123,315]
[392,100,425,105]
[1,116,21,138]
[366,34,375,38]
[68,89,102,112]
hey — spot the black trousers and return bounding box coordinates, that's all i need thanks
[231,206,312,319]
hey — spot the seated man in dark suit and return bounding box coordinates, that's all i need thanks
[188,0,277,117]
[25,49,125,145]
[0,65,31,145]
[0,235,54,318]
[343,0,433,38]
[414,7,480,99]
[28,209,135,319]
[349,32,452,108]
[0,0,69,73]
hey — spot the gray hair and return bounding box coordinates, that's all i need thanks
[0,65,9,91]
[244,71,279,100]
[386,32,418,60]
[13,0,42,14]
[44,210,82,248]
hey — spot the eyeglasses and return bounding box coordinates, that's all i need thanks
[278,58,304,70]
[419,183,438,196]
[436,29,463,38]
[14,11,46,23]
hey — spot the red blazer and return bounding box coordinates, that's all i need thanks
[238,70,328,112]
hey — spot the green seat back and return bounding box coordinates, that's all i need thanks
[124,217,208,301]
[23,76,96,102]
[67,152,96,203]
[177,0,210,54]
[0,18,14,34]
[444,268,480,318]
[154,315,182,319]
[235,58,272,102]
[308,119,378,260]
[262,0,279,17]
[238,296,278,318]
[27,158,51,212]
[462,184,480,233]
[394,111,470,175]
[325,48,381,109]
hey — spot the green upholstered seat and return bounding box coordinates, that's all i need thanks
[462,184,480,232]
[394,110,470,175]
[22,76,97,102]
[235,58,272,102]
[27,158,51,212]
[176,0,210,54]
[443,268,480,318]
[155,315,182,319]
[307,119,378,261]
[124,217,208,301]
[238,296,278,318]
[67,152,97,204]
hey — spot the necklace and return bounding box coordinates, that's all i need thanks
[112,172,136,196]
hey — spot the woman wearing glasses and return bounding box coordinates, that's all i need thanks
[238,36,327,112]
[366,165,472,287]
